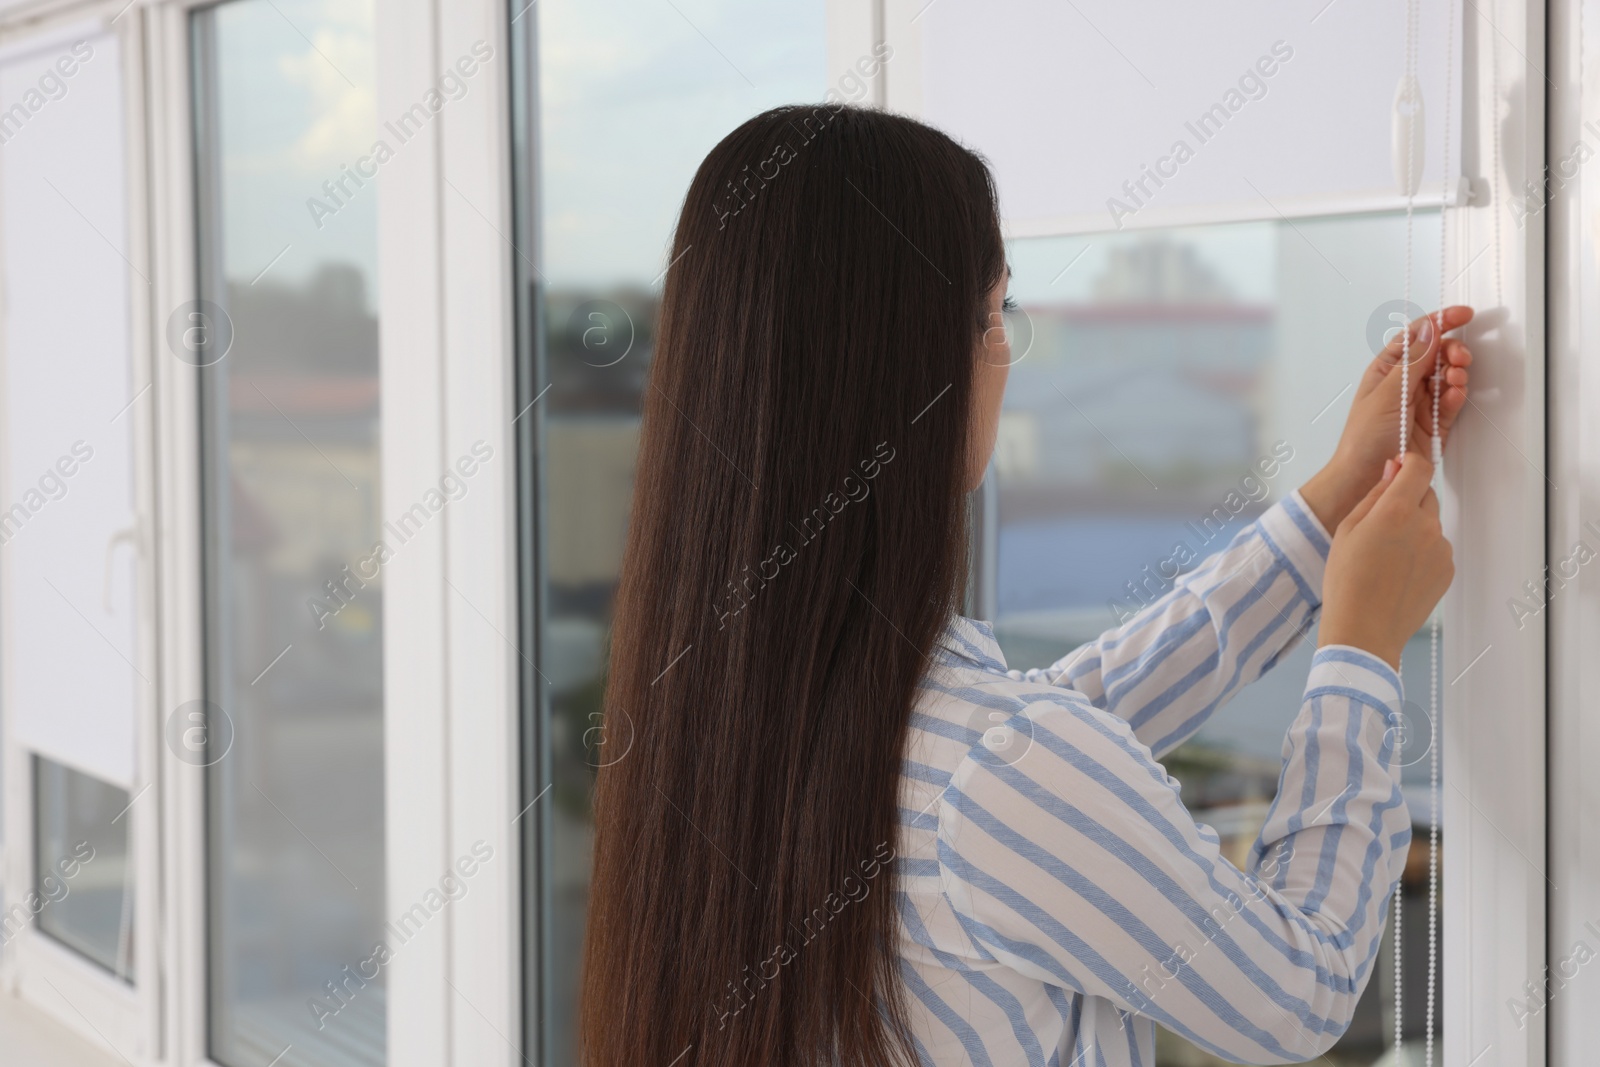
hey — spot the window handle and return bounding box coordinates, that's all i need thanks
[104,524,138,612]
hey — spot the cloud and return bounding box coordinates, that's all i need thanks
[279,0,376,171]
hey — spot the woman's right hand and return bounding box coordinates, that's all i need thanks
[1318,455,1455,670]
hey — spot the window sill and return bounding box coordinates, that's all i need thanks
[0,989,123,1067]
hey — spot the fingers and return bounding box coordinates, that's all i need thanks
[1424,338,1473,389]
[1413,337,1473,445]
[1340,464,1392,531]
[1414,381,1469,446]
[1383,322,1446,392]
[1437,304,1476,332]
[1370,326,1440,413]
[1363,306,1475,396]
[1378,306,1474,366]
[1438,378,1469,429]
[1380,453,1436,510]
[1356,349,1394,397]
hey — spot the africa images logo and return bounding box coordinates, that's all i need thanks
[165,700,235,767]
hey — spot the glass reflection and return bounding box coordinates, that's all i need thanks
[193,1,384,1064]
[997,215,1443,1066]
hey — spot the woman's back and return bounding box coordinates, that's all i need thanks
[897,496,1410,1066]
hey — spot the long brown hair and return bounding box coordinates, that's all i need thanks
[581,104,1005,1067]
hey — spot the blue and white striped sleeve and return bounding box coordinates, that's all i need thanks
[1012,492,1334,758]
[937,648,1410,1064]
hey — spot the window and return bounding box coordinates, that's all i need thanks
[32,757,132,981]
[191,1,385,1063]
[510,1,828,1060]
[993,214,1444,1063]
[0,15,153,1050]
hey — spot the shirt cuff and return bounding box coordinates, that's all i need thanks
[1305,644,1404,715]
[1255,491,1332,607]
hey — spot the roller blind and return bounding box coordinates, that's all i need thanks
[1,23,138,789]
[913,0,1463,235]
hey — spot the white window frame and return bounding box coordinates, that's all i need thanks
[1438,6,1548,1065]
[875,2,1549,1065]
[1546,0,1600,1063]
[147,0,524,1063]
[371,0,524,1065]
[0,3,163,1063]
[145,1,216,1062]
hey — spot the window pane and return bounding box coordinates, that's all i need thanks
[997,213,1443,1064]
[192,1,384,1064]
[511,2,828,1061]
[31,756,132,981]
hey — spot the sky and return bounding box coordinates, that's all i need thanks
[210,0,379,304]
[536,0,828,291]
[211,0,829,300]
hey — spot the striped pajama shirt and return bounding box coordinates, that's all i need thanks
[897,492,1410,1066]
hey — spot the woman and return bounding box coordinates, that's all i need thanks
[581,105,1472,1067]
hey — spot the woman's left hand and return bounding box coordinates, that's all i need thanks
[1300,305,1474,531]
